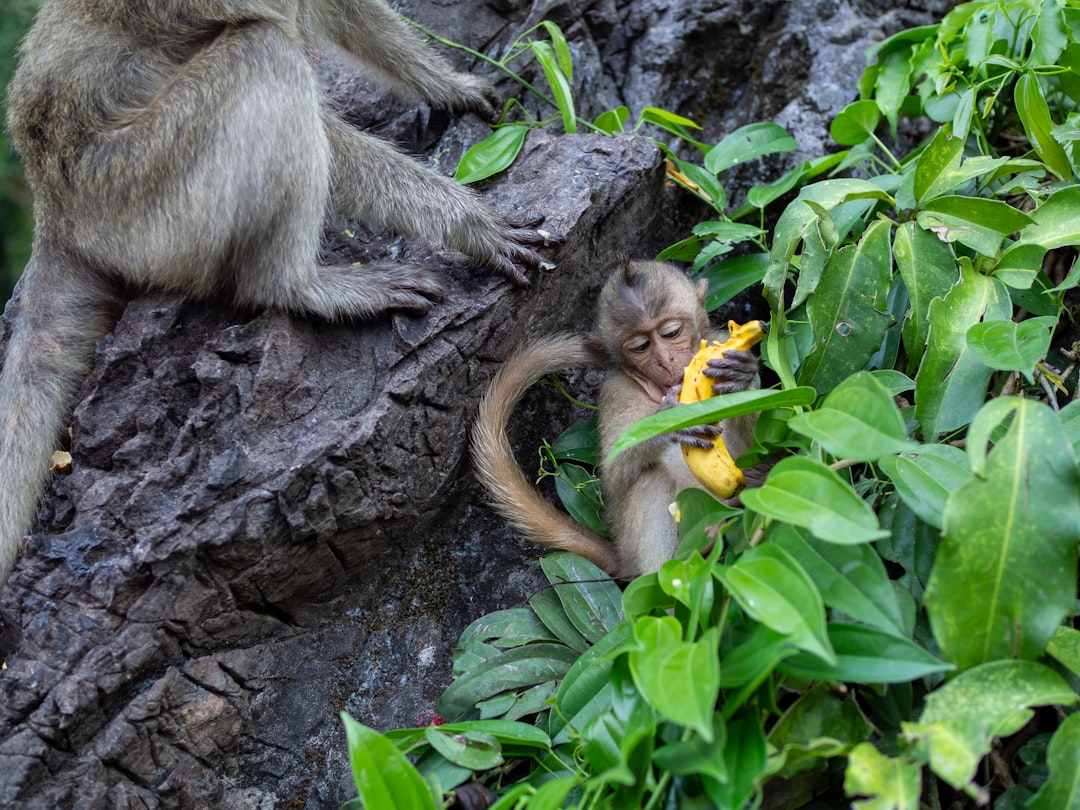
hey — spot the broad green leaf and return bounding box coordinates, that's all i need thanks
[628,619,720,740]
[913,127,963,204]
[878,443,970,530]
[424,726,503,770]
[552,462,605,536]
[674,488,739,553]
[342,714,438,810]
[746,160,810,209]
[549,624,628,744]
[831,99,882,145]
[1019,185,1080,249]
[717,543,836,664]
[993,242,1046,289]
[740,456,888,545]
[639,107,707,149]
[1046,625,1080,677]
[718,624,792,689]
[531,40,576,134]
[527,778,576,810]
[529,587,588,653]
[1030,0,1069,67]
[705,122,798,175]
[778,622,954,683]
[457,607,561,649]
[790,371,917,461]
[966,316,1056,379]
[925,398,1080,670]
[653,717,730,783]
[875,47,915,137]
[437,643,580,720]
[797,220,894,396]
[697,252,770,311]
[550,419,599,466]
[914,268,1012,439]
[537,20,573,80]
[455,124,531,184]
[915,196,1035,257]
[669,158,727,211]
[1015,72,1073,180]
[844,742,921,810]
[770,524,907,636]
[766,179,888,307]
[893,221,959,375]
[903,660,1077,792]
[540,553,623,643]
[606,387,816,462]
[593,105,629,134]
[768,683,875,775]
[1028,712,1080,810]
[703,713,767,808]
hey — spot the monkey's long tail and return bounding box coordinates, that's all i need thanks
[0,255,117,587]
[470,334,620,575]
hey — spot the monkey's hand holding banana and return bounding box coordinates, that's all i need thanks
[674,321,767,499]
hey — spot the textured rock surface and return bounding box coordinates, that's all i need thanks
[0,0,946,806]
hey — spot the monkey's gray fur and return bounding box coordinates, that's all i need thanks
[0,0,550,586]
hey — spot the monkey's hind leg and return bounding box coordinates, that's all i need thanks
[0,252,118,585]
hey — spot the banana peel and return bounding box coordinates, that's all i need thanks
[677,320,767,498]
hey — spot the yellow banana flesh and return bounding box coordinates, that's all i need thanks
[677,320,767,499]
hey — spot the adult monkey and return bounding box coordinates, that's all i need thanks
[472,261,761,577]
[0,0,553,586]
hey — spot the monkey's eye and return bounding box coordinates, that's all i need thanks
[626,337,651,354]
[659,322,683,340]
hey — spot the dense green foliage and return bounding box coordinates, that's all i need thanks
[0,1,37,302]
[344,2,1080,807]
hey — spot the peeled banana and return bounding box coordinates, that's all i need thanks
[677,320,767,499]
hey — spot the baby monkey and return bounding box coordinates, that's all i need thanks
[472,260,760,577]
[0,0,552,586]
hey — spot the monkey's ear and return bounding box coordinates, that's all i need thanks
[696,278,708,303]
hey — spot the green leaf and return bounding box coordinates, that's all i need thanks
[628,619,720,740]
[771,524,907,637]
[342,714,438,810]
[778,622,953,683]
[914,268,1012,439]
[639,107,706,148]
[550,419,599,465]
[540,553,623,644]
[915,196,1035,257]
[652,714,729,783]
[925,398,1080,671]
[697,252,770,311]
[669,158,727,211]
[455,124,531,184]
[536,20,573,80]
[424,726,503,770]
[703,712,767,808]
[437,643,580,720]
[830,99,882,145]
[740,456,888,545]
[552,461,605,537]
[529,587,588,653]
[878,444,970,531]
[1046,625,1080,677]
[893,221,959,375]
[797,220,895,396]
[993,242,1046,289]
[913,127,964,204]
[769,683,875,774]
[457,607,561,649]
[903,661,1077,792]
[531,40,576,134]
[790,371,917,461]
[1030,0,1069,67]
[549,625,628,744]
[606,388,816,462]
[593,106,629,134]
[844,742,921,810]
[1019,185,1080,249]
[717,543,836,664]
[1015,72,1073,180]
[1028,712,1080,810]
[705,122,798,175]
[966,316,1056,379]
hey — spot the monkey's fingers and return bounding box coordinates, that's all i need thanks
[673,427,721,450]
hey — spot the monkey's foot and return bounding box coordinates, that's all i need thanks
[303,263,445,319]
